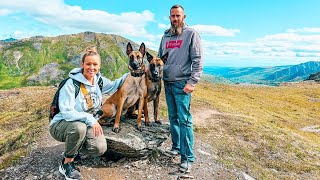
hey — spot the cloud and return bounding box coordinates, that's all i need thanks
[158,23,169,29]
[296,52,320,57]
[191,25,240,37]
[291,45,320,53]
[257,33,320,43]
[287,27,320,33]
[144,41,159,52]
[202,27,320,62]
[0,0,155,39]
[0,9,12,16]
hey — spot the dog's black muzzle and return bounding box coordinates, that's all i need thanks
[131,62,139,70]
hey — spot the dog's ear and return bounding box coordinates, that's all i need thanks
[139,43,146,56]
[161,52,169,64]
[146,51,153,63]
[126,42,133,55]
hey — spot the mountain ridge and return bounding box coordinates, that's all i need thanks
[0,32,156,89]
[204,61,320,85]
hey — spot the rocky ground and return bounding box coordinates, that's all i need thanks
[0,109,247,180]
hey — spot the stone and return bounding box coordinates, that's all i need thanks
[26,63,65,85]
[102,117,170,158]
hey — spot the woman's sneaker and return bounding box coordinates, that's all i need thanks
[59,159,81,180]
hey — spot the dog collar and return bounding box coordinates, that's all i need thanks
[131,71,145,77]
[148,76,162,82]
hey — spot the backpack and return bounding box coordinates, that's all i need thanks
[49,77,103,121]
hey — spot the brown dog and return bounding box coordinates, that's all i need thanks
[98,42,148,133]
[143,51,168,124]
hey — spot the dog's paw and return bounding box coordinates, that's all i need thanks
[145,121,151,126]
[154,120,162,124]
[137,125,143,132]
[112,127,121,133]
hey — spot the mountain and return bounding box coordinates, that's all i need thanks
[265,61,320,81]
[204,61,320,85]
[0,38,17,44]
[0,32,155,89]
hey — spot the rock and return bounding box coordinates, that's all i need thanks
[13,51,23,69]
[33,42,42,52]
[69,53,82,66]
[242,171,256,180]
[26,63,65,85]
[102,117,170,158]
[83,31,96,42]
[198,149,211,156]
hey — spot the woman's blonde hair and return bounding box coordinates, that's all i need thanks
[82,45,100,63]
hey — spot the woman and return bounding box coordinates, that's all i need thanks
[49,46,127,180]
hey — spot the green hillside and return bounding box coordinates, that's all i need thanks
[0,32,155,89]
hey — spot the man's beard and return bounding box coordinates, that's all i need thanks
[170,21,184,35]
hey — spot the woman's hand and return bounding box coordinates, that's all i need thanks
[92,121,103,137]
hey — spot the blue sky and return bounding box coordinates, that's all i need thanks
[1,0,320,67]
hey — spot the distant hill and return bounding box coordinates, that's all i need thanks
[306,71,320,82]
[0,38,17,44]
[204,61,320,85]
[0,32,155,89]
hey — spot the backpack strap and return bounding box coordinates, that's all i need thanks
[80,83,94,110]
[98,77,103,92]
[72,77,102,99]
[72,79,81,98]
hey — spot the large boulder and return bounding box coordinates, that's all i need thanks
[102,117,170,158]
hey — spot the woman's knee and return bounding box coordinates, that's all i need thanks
[68,122,87,139]
[88,140,107,156]
[95,142,107,156]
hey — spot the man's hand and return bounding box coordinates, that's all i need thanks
[92,121,103,137]
[183,83,194,94]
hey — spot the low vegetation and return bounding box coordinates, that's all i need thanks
[192,81,320,179]
[0,81,319,179]
[0,87,55,169]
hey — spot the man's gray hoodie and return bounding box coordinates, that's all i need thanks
[158,25,203,86]
[49,68,128,127]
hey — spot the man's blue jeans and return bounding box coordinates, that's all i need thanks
[164,80,195,163]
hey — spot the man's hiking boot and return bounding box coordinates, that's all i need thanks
[179,161,192,173]
[166,148,180,156]
[59,159,81,180]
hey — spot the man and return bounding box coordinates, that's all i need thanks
[158,4,203,173]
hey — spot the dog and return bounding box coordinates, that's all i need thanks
[98,42,148,133]
[143,51,168,124]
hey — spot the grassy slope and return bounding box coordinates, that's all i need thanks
[192,82,320,179]
[0,86,55,168]
[0,33,130,89]
[0,82,319,180]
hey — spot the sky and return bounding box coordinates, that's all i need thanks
[1,0,320,67]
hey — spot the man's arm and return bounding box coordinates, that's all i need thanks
[187,31,203,86]
[158,36,164,57]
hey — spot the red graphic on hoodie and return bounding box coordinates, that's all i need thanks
[166,40,183,49]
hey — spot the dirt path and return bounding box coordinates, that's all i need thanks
[0,108,246,180]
